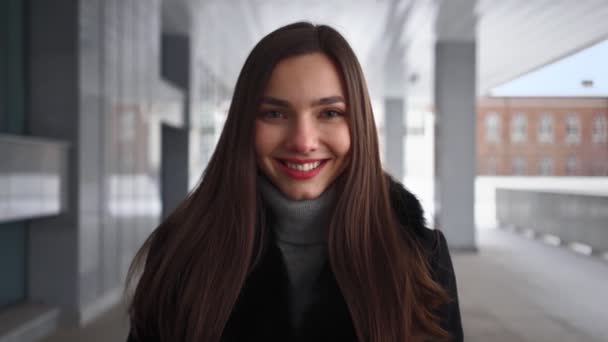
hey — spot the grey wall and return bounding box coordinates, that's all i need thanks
[26,0,169,325]
[0,0,225,332]
[0,0,26,134]
[497,188,608,254]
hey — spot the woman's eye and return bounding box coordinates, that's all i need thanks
[321,110,343,118]
[261,110,285,119]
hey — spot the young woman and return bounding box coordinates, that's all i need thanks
[126,22,463,342]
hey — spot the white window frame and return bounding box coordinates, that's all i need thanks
[538,112,553,143]
[592,114,607,144]
[565,113,581,144]
[510,113,527,143]
[485,112,500,143]
[538,157,553,176]
[566,156,577,175]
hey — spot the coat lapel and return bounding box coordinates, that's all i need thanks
[222,238,293,341]
[296,260,358,341]
[223,236,358,341]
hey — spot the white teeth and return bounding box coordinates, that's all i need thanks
[285,161,321,171]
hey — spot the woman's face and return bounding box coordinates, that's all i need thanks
[255,52,351,200]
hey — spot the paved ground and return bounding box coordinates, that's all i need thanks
[41,228,608,342]
[39,304,129,342]
[457,229,608,342]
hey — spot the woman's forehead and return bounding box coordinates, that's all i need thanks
[262,53,346,106]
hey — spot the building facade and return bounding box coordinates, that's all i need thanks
[0,0,228,340]
[477,97,608,176]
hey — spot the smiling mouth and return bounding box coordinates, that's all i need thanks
[275,158,329,176]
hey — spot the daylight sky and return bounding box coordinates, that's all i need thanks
[490,39,608,97]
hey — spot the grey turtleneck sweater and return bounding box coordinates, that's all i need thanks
[258,175,335,330]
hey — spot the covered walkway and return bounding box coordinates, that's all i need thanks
[2,0,608,341]
[39,229,608,342]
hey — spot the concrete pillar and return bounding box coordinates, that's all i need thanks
[159,33,191,207]
[161,124,189,219]
[384,98,405,180]
[161,33,191,126]
[27,0,81,322]
[434,41,477,250]
[384,44,407,181]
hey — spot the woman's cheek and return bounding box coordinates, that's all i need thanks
[335,123,351,156]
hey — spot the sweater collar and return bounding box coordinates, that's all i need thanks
[258,174,336,245]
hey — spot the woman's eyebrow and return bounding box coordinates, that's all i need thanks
[260,96,290,107]
[260,96,345,107]
[311,96,345,106]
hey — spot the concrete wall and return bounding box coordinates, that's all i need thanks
[476,176,608,229]
[496,188,608,254]
[26,0,169,325]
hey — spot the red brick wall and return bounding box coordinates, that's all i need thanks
[477,98,608,176]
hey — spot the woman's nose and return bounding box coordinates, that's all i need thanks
[286,117,318,153]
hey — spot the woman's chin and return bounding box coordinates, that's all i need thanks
[280,185,324,201]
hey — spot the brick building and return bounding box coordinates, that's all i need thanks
[477,97,608,176]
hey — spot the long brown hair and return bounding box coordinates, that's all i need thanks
[127,22,450,341]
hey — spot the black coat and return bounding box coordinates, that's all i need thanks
[128,179,463,341]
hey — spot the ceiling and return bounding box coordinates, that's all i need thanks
[490,39,608,97]
[477,0,608,96]
[178,0,608,102]
[193,0,398,95]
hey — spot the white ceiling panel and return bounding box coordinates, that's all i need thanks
[194,0,392,92]
[478,0,608,95]
[191,0,608,102]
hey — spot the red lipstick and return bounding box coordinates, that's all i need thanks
[275,158,328,180]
